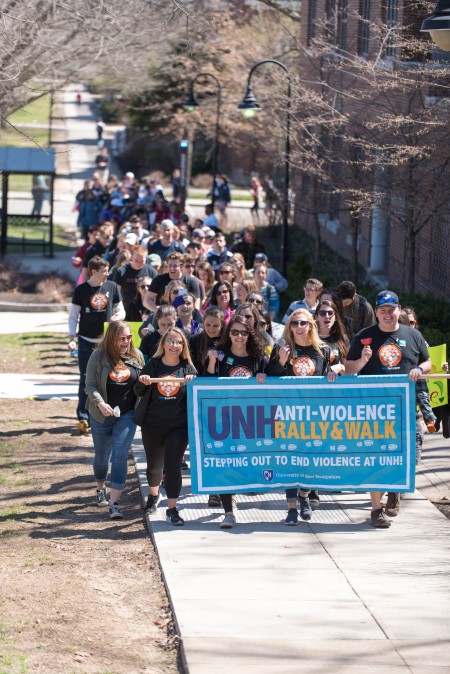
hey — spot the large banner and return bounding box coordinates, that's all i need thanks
[188,375,416,494]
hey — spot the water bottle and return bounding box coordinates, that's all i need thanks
[71,348,78,358]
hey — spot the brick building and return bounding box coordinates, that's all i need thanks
[295,0,450,296]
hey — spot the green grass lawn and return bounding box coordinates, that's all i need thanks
[5,216,72,253]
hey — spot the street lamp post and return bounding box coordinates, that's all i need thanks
[183,73,222,208]
[238,59,291,278]
[421,0,450,50]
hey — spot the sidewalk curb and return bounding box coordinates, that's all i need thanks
[0,301,70,313]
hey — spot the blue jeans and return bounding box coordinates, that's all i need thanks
[90,410,137,490]
[77,337,96,421]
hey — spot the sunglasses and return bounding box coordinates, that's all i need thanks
[248,297,263,305]
[220,270,233,274]
[291,320,309,327]
[230,329,249,337]
[304,286,317,292]
[319,309,334,317]
[166,338,183,346]
[118,335,132,341]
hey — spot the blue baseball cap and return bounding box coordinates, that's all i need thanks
[376,290,399,307]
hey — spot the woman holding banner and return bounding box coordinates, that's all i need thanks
[266,309,337,525]
[206,315,267,528]
[134,327,196,526]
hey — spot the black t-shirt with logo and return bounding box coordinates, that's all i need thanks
[72,280,121,339]
[320,334,349,366]
[206,349,266,378]
[148,273,201,304]
[115,263,157,310]
[139,330,163,361]
[106,360,139,413]
[189,333,220,376]
[266,344,331,377]
[347,324,429,375]
[142,357,197,427]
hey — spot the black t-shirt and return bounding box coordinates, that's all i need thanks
[320,334,349,366]
[72,280,121,339]
[142,357,197,427]
[147,239,185,261]
[148,273,200,304]
[82,241,107,268]
[114,263,157,309]
[139,330,163,360]
[106,360,139,413]
[189,333,220,376]
[266,344,331,377]
[206,349,265,378]
[347,324,429,375]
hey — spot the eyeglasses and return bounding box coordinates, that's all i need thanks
[248,297,263,305]
[166,338,183,346]
[319,310,334,317]
[219,269,233,275]
[183,263,195,268]
[230,329,249,337]
[118,335,132,341]
[304,286,318,293]
[291,320,309,327]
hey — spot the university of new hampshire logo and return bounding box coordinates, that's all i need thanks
[263,469,274,482]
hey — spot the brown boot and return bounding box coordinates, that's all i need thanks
[385,492,401,517]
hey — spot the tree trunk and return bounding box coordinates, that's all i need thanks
[404,228,417,293]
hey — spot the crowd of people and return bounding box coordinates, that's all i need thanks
[68,167,443,530]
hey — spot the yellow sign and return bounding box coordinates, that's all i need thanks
[428,344,448,408]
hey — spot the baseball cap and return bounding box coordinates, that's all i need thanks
[148,253,162,268]
[110,198,123,207]
[254,253,268,262]
[376,290,399,308]
[125,233,137,245]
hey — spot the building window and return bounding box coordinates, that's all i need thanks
[307,0,317,46]
[358,0,371,57]
[337,0,348,51]
[383,0,398,57]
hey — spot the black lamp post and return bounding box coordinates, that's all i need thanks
[238,59,291,278]
[183,73,222,207]
[421,0,450,50]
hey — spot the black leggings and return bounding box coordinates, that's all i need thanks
[141,424,188,499]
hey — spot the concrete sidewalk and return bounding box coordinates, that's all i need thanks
[1,358,449,671]
[134,436,450,674]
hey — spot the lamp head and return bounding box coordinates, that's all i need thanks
[237,84,261,118]
[421,0,450,51]
[183,88,199,112]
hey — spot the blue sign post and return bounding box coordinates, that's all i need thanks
[187,376,416,494]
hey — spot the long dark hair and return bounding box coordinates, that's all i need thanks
[217,314,265,360]
[210,280,235,309]
[196,306,226,365]
[315,299,348,358]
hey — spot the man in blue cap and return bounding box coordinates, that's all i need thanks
[346,290,431,528]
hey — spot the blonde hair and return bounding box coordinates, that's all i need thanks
[162,280,188,305]
[283,309,324,355]
[153,327,194,366]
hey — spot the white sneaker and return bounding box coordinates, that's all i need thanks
[220,513,236,529]
[109,502,123,520]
